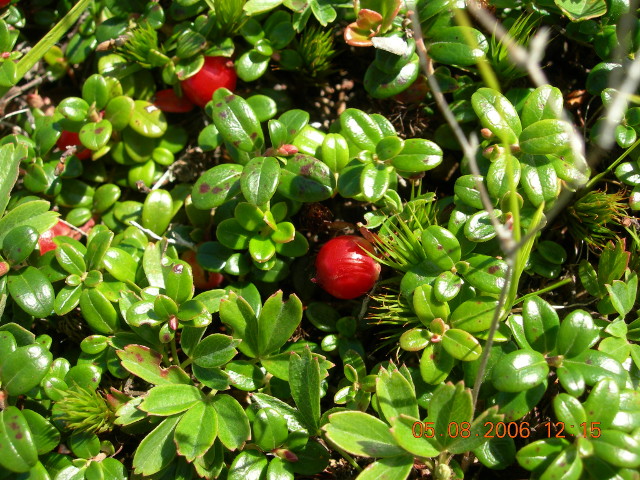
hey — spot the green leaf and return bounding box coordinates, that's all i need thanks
[421,225,460,270]
[192,334,240,368]
[1,344,52,396]
[132,415,181,475]
[102,247,138,283]
[554,0,607,21]
[606,275,637,318]
[258,291,302,357]
[450,297,500,333]
[427,26,488,66]
[129,100,167,138]
[520,154,560,207]
[21,409,60,455]
[474,436,516,470]
[210,88,264,152]
[0,143,22,216]
[175,401,218,462]
[389,415,440,458]
[442,329,482,361]
[210,394,250,450]
[471,88,521,144]
[420,342,455,384]
[116,344,191,385]
[516,438,570,472]
[592,430,640,468]
[241,157,280,206]
[277,154,335,202]
[251,392,309,433]
[492,349,549,392]
[289,347,322,433]
[323,411,404,458]
[340,108,385,152]
[539,446,583,480]
[365,55,420,99]
[487,154,521,200]
[163,260,194,305]
[0,200,58,250]
[562,350,627,388]
[360,162,392,203]
[413,284,450,325]
[553,394,587,436]
[462,255,508,295]
[7,266,54,317]
[236,49,270,82]
[521,85,564,129]
[0,406,38,473]
[522,295,559,353]
[519,120,572,155]
[376,366,419,422]
[356,455,415,480]
[142,189,173,236]
[220,292,260,358]
[228,450,268,480]
[139,384,203,416]
[266,457,295,480]
[253,407,288,451]
[192,164,244,209]
[55,243,87,276]
[79,288,119,334]
[85,229,114,271]
[79,120,112,150]
[556,309,599,357]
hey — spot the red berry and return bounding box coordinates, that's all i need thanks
[314,236,381,299]
[56,130,91,160]
[0,0,11,7]
[38,220,72,254]
[153,88,196,113]
[180,56,237,108]
[181,250,225,290]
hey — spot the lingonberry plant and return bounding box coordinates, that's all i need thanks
[0,0,639,479]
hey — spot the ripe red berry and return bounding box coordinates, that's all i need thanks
[38,220,73,254]
[56,130,91,160]
[180,56,237,108]
[153,88,195,113]
[181,250,225,290]
[314,236,381,299]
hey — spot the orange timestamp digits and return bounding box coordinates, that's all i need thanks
[411,421,602,439]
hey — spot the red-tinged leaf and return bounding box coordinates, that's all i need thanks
[116,344,191,386]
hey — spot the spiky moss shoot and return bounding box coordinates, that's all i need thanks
[53,384,115,434]
[295,26,337,78]
[366,287,420,353]
[566,189,626,250]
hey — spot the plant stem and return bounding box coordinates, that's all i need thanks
[170,338,179,366]
[0,0,93,99]
[513,277,572,305]
[180,358,193,370]
[585,137,640,190]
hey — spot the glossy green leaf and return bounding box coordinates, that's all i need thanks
[428,26,488,66]
[21,409,60,455]
[163,260,194,305]
[563,350,626,388]
[554,394,587,436]
[192,334,240,368]
[492,350,549,392]
[462,254,508,295]
[323,411,404,457]
[555,0,607,21]
[320,133,349,173]
[1,344,52,395]
[241,156,280,206]
[0,199,58,250]
[516,438,570,472]
[253,407,288,451]
[7,266,54,317]
[539,446,583,480]
[55,243,86,276]
[192,164,243,210]
[592,430,640,468]
[139,384,203,415]
[433,271,463,302]
[356,455,415,480]
[521,85,564,129]
[116,344,191,385]
[471,88,521,144]
[79,288,118,334]
[175,401,217,462]
[522,295,559,353]
[519,120,572,155]
[142,189,173,236]
[520,154,560,206]
[420,342,455,384]
[339,108,385,152]
[79,120,112,151]
[0,406,38,473]
[277,154,335,202]
[360,163,392,203]
[365,54,420,99]
[441,329,482,361]
[258,290,302,357]
[464,210,500,242]
[450,297,500,333]
[454,174,484,209]
[102,247,138,283]
[210,394,251,450]
[556,309,599,357]
[290,347,322,433]
[228,450,268,480]
[210,88,264,152]
[3,225,38,264]
[377,366,419,422]
[413,284,450,325]
[129,100,167,138]
[0,143,22,217]
[487,154,521,200]
[249,235,276,263]
[132,415,181,475]
[421,225,460,270]
[606,275,637,318]
[105,96,135,131]
[54,285,82,315]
